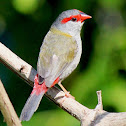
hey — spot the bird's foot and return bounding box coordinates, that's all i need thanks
[58,82,75,99]
[64,91,75,99]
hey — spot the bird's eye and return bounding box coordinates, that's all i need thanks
[71,18,77,22]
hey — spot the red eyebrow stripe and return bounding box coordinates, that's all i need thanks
[61,14,81,24]
[79,10,84,14]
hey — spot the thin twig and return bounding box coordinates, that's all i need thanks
[95,90,103,110]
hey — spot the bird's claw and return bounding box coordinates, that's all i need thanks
[65,91,75,99]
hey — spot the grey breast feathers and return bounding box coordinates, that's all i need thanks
[37,27,77,87]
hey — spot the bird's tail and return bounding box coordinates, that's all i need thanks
[20,90,45,121]
[20,74,48,121]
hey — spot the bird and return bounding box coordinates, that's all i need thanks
[20,9,92,121]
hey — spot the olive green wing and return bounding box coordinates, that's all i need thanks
[37,29,77,87]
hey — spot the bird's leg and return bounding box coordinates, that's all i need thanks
[58,82,75,99]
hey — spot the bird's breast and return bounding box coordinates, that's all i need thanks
[60,32,82,80]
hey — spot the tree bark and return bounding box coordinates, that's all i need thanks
[0,80,22,126]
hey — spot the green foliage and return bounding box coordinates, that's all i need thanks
[12,0,40,14]
[0,0,126,126]
[22,110,79,126]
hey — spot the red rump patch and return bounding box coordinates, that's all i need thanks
[31,74,48,95]
[31,75,60,95]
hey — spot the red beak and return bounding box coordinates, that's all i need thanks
[80,13,92,22]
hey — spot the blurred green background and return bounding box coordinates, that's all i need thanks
[0,0,126,126]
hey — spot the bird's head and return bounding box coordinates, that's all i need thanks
[51,9,92,36]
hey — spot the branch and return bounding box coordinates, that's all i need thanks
[0,80,22,126]
[0,42,126,126]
